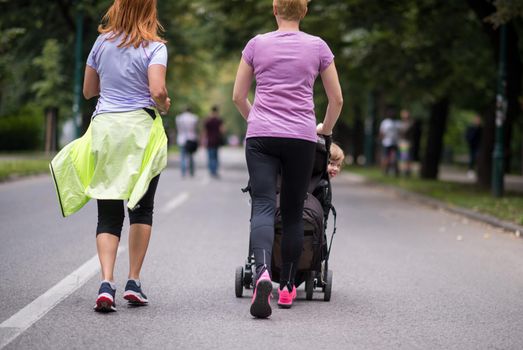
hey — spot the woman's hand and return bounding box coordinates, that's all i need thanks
[158,97,171,115]
[316,123,332,136]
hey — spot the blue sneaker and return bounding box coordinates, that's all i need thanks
[123,280,149,306]
[94,281,116,312]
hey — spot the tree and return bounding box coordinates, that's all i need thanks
[467,0,522,187]
[32,39,68,152]
[487,0,523,25]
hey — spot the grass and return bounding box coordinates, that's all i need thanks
[0,145,180,182]
[168,145,180,153]
[0,154,52,181]
[348,166,523,226]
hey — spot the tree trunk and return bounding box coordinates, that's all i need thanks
[521,138,523,175]
[410,118,422,162]
[476,106,496,187]
[44,107,58,153]
[333,120,351,158]
[364,90,379,166]
[353,105,364,163]
[467,0,522,175]
[504,25,522,172]
[421,97,450,179]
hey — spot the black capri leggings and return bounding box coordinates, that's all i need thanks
[245,137,316,285]
[96,175,160,238]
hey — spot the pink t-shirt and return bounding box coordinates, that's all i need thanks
[242,31,334,142]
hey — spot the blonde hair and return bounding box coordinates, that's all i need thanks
[330,143,345,163]
[275,0,308,21]
[98,0,166,48]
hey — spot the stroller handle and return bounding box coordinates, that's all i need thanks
[317,134,332,154]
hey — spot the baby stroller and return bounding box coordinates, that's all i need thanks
[235,135,337,301]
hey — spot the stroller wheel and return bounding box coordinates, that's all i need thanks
[235,266,244,298]
[305,272,314,300]
[323,270,333,302]
[244,268,253,289]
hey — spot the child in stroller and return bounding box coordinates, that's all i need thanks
[236,135,338,302]
[328,143,345,179]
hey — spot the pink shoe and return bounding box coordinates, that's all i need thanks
[250,270,272,318]
[277,285,297,309]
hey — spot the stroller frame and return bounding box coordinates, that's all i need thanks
[235,135,338,301]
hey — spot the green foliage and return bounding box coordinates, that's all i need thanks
[0,157,50,181]
[488,0,523,25]
[0,0,517,160]
[31,39,67,109]
[444,110,477,160]
[0,25,26,116]
[0,104,44,151]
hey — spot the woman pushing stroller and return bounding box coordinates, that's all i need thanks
[232,0,343,318]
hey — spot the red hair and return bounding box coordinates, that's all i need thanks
[98,0,166,48]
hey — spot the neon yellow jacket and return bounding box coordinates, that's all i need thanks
[50,109,167,217]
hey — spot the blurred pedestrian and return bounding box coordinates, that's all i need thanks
[204,105,224,178]
[50,0,170,312]
[465,114,482,178]
[175,107,199,177]
[379,107,400,176]
[233,0,343,318]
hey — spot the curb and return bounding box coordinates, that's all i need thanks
[351,174,523,236]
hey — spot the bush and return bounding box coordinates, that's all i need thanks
[0,105,44,151]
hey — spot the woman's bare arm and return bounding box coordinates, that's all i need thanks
[232,58,254,120]
[148,64,171,114]
[83,65,100,99]
[317,62,343,135]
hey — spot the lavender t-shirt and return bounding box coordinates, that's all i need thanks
[242,31,334,142]
[86,33,168,116]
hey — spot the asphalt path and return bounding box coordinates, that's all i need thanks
[1,148,523,349]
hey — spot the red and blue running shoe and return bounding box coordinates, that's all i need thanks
[94,281,116,312]
[123,279,149,306]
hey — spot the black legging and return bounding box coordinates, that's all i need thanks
[96,175,160,238]
[245,137,316,287]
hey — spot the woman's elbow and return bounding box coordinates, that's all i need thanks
[331,95,344,108]
[232,94,243,106]
[83,89,95,100]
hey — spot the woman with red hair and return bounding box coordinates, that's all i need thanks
[51,0,170,312]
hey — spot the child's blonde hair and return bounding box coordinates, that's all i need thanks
[274,0,308,21]
[330,143,345,163]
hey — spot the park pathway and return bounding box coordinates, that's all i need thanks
[1,147,523,349]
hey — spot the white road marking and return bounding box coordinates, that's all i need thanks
[0,248,125,349]
[161,192,190,213]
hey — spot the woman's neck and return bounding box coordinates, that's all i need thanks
[276,18,300,32]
